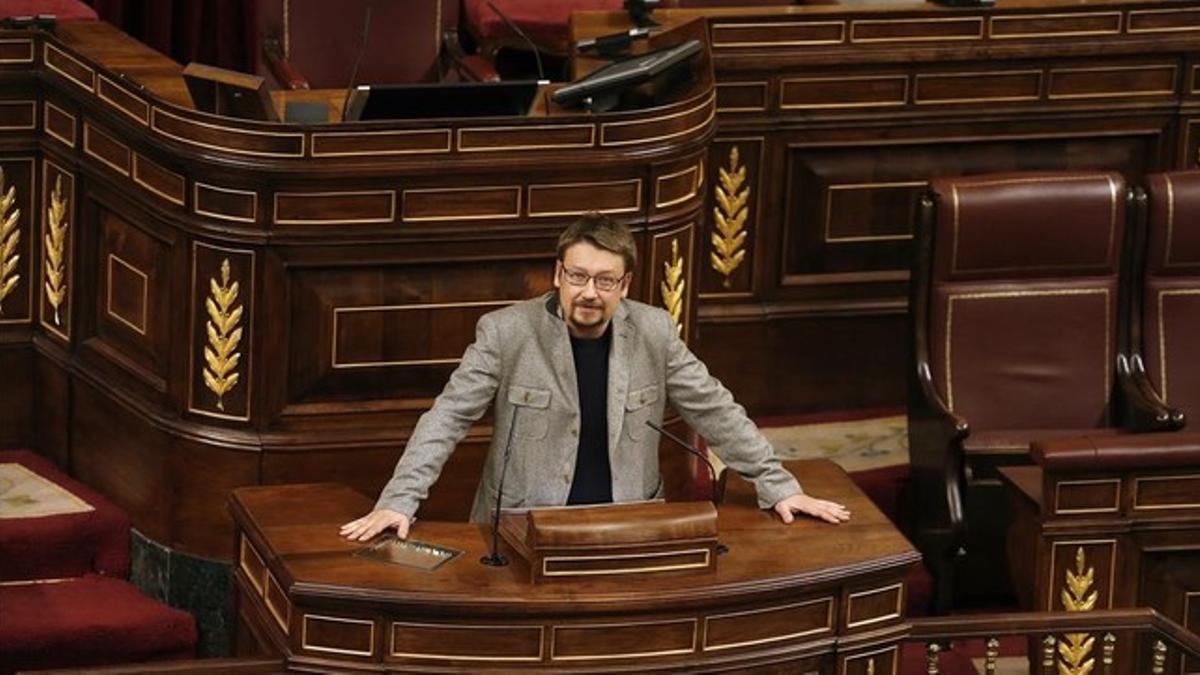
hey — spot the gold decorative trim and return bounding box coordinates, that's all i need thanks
[0,167,21,316]
[1132,473,1200,511]
[1053,478,1121,515]
[1183,593,1198,674]
[132,154,186,207]
[989,12,1122,39]
[457,123,596,152]
[912,71,1043,105]
[702,136,762,300]
[946,289,1110,411]
[265,571,289,632]
[1047,540,1116,611]
[599,95,714,147]
[1047,65,1178,100]
[96,73,150,125]
[272,190,396,225]
[839,645,899,675]
[779,75,908,110]
[390,623,544,661]
[950,174,1117,275]
[400,185,522,222]
[310,129,452,157]
[83,123,131,177]
[43,101,75,147]
[331,300,514,369]
[527,179,642,217]
[550,618,697,661]
[188,243,254,421]
[43,174,69,328]
[1164,173,1178,267]
[660,238,685,337]
[1058,547,1098,675]
[105,254,149,335]
[43,43,94,91]
[202,259,244,412]
[238,537,267,595]
[542,548,710,577]
[825,181,926,243]
[0,158,32,325]
[850,17,983,44]
[193,182,258,223]
[711,146,748,287]
[655,163,701,209]
[715,82,769,113]
[1127,8,1200,33]
[151,107,305,159]
[703,597,833,651]
[846,582,904,629]
[301,613,375,657]
[1156,288,1200,404]
[0,38,34,63]
[0,100,35,130]
[710,20,845,48]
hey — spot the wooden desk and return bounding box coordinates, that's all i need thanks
[230,459,920,673]
[1001,463,1200,674]
[573,0,1200,415]
[0,20,713,559]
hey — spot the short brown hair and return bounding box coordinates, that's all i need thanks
[556,213,637,274]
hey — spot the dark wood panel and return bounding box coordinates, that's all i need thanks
[171,439,260,558]
[0,344,33,447]
[189,243,255,421]
[33,346,70,468]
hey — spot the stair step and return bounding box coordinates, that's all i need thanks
[0,574,197,672]
[0,451,131,582]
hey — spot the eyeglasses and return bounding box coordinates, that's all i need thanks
[560,266,626,292]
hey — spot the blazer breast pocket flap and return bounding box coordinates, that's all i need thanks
[625,384,659,411]
[507,385,552,409]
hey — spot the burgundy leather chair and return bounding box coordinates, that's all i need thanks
[1141,171,1200,420]
[908,171,1181,612]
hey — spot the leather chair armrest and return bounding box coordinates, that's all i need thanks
[1116,353,1185,432]
[263,36,310,91]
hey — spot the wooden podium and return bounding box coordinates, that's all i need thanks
[230,459,919,673]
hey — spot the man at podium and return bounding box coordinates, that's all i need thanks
[341,215,850,542]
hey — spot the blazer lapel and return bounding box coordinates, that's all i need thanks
[606,301,633,461]
[541,293,578,413]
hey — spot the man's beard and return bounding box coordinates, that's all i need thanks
[570,302,605,328]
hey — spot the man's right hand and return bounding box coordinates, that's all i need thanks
[339,509,410,542]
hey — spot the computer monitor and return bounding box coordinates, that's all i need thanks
[343,80,541,122]
[551,39,701,111]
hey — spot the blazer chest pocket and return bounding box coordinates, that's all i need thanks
[506,384,551,440]
[624,384,659,440]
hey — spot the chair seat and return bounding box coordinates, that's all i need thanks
[0,575,197,672]
[962,428,1123,456]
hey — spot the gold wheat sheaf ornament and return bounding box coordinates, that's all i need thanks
[1058,547,1098,675]
[710,146,748,288]
[44,176,68,326]
[660,238,685,336]
[203,259,243,411]
[0,168,20,314]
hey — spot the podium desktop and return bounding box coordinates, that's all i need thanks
[229,460,918,672]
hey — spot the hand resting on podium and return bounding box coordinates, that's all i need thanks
[341,508,410,542]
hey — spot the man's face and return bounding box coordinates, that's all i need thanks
[554,241,630,339]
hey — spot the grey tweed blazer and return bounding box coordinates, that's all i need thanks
[376,293,801,523]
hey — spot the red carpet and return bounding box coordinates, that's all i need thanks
[0,450,196,673]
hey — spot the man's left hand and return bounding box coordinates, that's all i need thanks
[774,493,850,524]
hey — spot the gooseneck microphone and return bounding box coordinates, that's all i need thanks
[481,406,520,567]
[645,420,726,506]
[485,0,546,83]
[340,1,375,122]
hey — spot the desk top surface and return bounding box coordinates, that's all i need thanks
[232,459,918,615]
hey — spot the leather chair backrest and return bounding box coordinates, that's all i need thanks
[925,173,1125,430]
[1143,171,1200,419]
[252,0,460,88]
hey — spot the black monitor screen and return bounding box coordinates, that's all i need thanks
[348,81,540,121]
